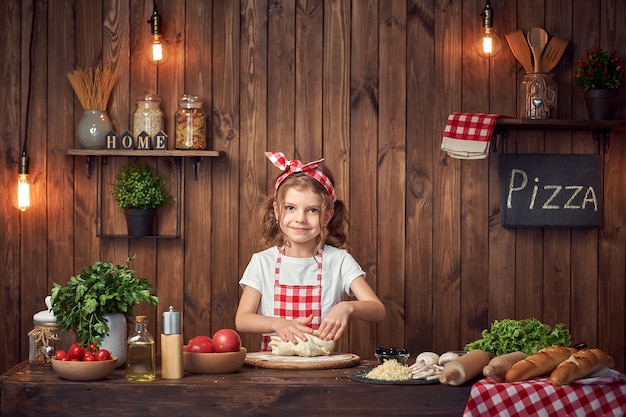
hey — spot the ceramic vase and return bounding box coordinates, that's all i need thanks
[77,110,112,149]
[584,89,617,120]
[100,313,127,367]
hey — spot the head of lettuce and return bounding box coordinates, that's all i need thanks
[465,318,572,356]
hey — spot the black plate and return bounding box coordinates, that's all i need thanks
[348,369,440,385]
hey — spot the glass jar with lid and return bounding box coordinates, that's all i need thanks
[28,296,76,365]
[520,72,557,119]
[175,94,206,149]
[132,94,164,138]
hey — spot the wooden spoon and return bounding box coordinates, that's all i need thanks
[527,27,549,72]
[540,36,568,73]
[505,29,534,73]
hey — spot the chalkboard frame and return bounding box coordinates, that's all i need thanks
[499,154,602,228]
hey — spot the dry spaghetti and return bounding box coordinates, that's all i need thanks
[66,65,117,111]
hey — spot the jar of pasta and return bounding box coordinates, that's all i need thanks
[175,94,206,149]
[132,94,164,138]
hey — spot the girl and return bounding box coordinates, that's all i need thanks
[236,152,386,351]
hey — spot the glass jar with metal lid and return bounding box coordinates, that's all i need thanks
[132,94,164,138]
[520,72,557,119]
[175,94,206,149]
[28,296,76,365]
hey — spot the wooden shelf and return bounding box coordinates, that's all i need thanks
[52,149,224,157]
[52,148,224,179]
[53,148,225,239]
[495,118,625,131]
[494,119,626,153]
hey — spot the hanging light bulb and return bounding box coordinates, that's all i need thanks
[17,0,34,212]
[146,0,168,65]
[17,151,30,212]
[476,0,502,58]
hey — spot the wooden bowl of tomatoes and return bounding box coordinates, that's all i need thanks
[51,343,117,381]
[183,346,247,374]
[51,356,117,381]
[183,329,246,374]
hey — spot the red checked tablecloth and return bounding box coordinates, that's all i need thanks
[463,374,626,417]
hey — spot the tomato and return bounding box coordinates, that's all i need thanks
[95,349,111,361]
[54,349,68,361]
[187,335,212,346]
[89,343,98,352]
[212,329,241,353]
[68,343,85,360]
[186,342,214,353]
[186,335,214,353]
[83,353,97,361]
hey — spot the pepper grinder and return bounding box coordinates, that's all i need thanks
[161,306,183,379]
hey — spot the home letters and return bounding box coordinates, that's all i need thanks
[105,130,169,150]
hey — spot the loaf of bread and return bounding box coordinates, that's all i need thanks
[505,345,576,382]
[549,348,614,386]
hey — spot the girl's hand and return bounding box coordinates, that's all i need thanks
[315,302,353,341]
[274,314,314,344]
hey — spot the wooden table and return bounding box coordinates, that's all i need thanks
[1,360,473,417]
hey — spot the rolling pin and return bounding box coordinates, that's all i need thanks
[439,349,491,386]
[482,351,527,380]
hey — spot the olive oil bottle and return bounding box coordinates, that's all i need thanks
[126,316,155,382]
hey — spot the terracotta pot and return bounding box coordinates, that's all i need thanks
[584,89,617,120]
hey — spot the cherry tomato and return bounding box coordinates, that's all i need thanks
[95,349,111,361]
[212,329,241,353]
[89,343,98,352]
[83,353,97,361]
[68,343,86,360]
[54,349,68,361]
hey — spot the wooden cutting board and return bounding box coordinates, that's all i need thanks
[244,352,361,370]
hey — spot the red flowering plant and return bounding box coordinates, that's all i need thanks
[574,47,625,91]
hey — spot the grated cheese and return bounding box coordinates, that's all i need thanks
[365,359,413,381]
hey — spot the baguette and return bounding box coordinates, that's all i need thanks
[549,348,614,386]
[505,345,576,382]
[483,351,527,380]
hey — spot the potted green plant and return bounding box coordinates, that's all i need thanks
[574,47,625,120]
[50,257,159,365]
[111,162,174,236]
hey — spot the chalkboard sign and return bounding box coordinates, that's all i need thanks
[500,154,601,228]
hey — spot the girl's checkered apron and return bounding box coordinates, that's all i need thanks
[260,247,323,351]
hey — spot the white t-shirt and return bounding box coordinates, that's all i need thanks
[239,245,365,320]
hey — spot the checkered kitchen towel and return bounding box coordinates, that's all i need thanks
[441,113,506,159]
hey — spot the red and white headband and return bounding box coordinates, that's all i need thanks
[265,152,337,202]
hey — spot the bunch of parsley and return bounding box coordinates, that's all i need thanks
[464,318,571,356]
[51,257,158,347]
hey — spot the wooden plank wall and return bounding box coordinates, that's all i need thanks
[1,0,625,374]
